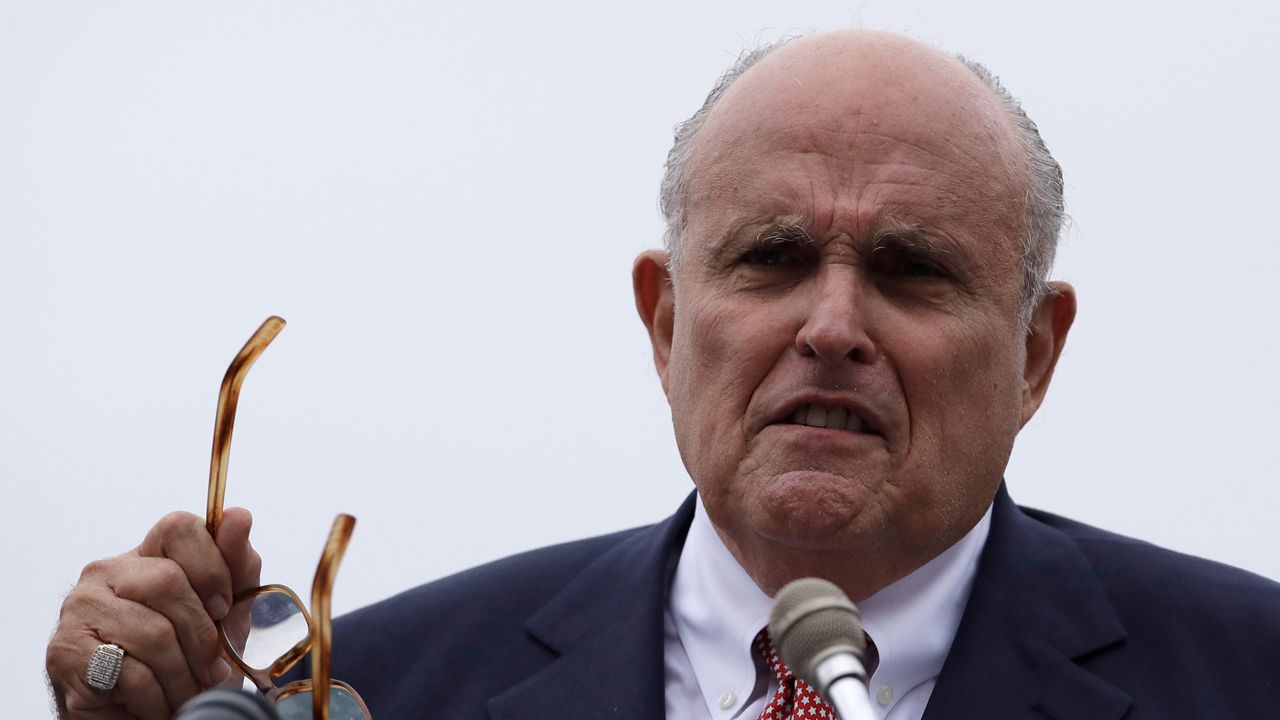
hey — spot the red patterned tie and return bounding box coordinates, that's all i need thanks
[754,629,838,720]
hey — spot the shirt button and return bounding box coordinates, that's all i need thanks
[876,684,894,706]
[718,690,736,710]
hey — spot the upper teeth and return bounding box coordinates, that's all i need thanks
[792,404,866,432]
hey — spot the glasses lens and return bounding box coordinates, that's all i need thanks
[274,686,367,720]
[224,589,309,671]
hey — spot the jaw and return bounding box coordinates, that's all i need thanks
[701,478,912,601]
[698,433,899,555]
[695,440,996,601]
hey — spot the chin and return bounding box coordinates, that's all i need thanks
[741,468,887,550]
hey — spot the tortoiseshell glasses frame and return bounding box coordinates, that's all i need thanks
[204,316,371,720]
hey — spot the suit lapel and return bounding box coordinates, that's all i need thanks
[487,494,696,720]
[923,486,1132,720]
[487,486,1135,719]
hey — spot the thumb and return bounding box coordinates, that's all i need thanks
[217,507,262,593]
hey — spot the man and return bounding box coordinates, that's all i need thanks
[46,30,1280,720]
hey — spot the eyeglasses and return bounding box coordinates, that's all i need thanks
[220,515,370,720]
[205,317,372,720]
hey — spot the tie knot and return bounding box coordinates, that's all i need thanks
[752,629,836,720]
[752,628,794,685]
[754,623,881,681]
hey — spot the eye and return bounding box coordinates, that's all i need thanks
[899,257,946,278]
[736,226,816,270]
[871,248,949,280]
[740,244,802,266]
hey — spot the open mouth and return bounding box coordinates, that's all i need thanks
[785,403,872,434]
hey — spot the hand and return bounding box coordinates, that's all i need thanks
[46,508,262,719]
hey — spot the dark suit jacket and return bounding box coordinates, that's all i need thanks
[327,487,1280,718]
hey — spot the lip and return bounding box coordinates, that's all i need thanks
[761,392,890,438]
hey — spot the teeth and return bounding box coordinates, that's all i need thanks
[791,404,867,433]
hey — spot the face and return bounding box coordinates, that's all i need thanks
[636,33,1072,595]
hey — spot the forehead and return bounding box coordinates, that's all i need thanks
[684,34,1027,250]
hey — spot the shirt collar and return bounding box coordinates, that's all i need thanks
[670,497,774,718]
[669,494,992,718]
[859,504,991,714]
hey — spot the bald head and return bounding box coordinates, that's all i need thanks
[659,30,1063,315]
[704,30,1021,156]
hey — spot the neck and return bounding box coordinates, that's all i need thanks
[707,516,981,603]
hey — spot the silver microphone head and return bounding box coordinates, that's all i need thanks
[768,577,866,688]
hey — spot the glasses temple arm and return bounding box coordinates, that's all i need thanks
[311,514,355,720]
[206,316,286,537]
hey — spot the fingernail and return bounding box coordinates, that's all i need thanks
[207,595,229,620]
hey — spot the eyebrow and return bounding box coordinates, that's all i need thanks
[755,221,816,246]
[702,215,814,268]
[705,214,974,270]
[870,219,964,264]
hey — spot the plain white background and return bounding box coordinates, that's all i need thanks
[4,1,1277,715]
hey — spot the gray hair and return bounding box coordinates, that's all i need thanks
[658,36,1064,319]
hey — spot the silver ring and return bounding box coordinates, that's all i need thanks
[85,643,125,692]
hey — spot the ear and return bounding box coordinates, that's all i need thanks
[1020,280,1076,427]
[633,250,675,396]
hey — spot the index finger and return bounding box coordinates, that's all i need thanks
[138,511,233,619]
[216,507,262,594]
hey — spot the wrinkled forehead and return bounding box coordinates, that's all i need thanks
[685,33,1027,236]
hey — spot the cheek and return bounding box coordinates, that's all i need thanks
[895,315,1024,499]
[671,294,783,398]
[667,295,786,468]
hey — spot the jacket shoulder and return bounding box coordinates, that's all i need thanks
[326,524,654,716]
[342,525,646,629]
[1021,505,1280,710]
[1023,505,1280,608]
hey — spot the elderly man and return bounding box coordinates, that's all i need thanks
[47,29,1280,720]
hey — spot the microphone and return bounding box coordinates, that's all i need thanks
[174,688,280,719]
[769,577,877,720]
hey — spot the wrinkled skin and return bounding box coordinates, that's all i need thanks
[634,31,1075,600]
[45,509,260,719]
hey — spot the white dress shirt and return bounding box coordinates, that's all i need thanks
[664,496,992,720]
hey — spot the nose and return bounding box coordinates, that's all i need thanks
[794,266,876,364]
